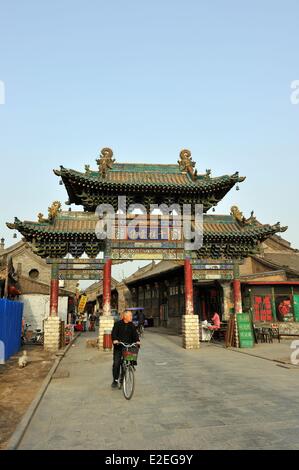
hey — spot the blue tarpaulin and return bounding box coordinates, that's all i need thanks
[0,298,23,362]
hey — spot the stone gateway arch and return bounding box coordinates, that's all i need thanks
[7,148,287,351]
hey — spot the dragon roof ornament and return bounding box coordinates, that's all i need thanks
[96,147,115,177]
[230,206,257,226]
[178,149,198,181]
[37,201,61,223]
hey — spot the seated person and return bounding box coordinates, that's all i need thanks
[207,312,221,330]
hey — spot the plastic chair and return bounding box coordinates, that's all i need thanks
[261,327,271,343]
[270,326,280,343]
[201,325,214,342]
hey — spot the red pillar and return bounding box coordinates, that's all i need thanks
[184,258,194,315]
[50,264,59,316]
[103,258,112,316]
[233,280,242,314]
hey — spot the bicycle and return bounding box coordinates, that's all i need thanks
[31,329,44,345]
[21,324,44,346]
[117,342,139,400]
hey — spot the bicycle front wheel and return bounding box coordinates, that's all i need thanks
[118,364,124,389]
[123,365,135,400]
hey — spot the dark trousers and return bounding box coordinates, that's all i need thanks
[112,347,123,381]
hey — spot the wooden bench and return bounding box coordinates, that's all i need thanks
[278,333,299,342]
[212,323,227,342]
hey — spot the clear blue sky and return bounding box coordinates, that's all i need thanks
[0,0,299,256]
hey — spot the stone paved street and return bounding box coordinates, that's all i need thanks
[18,330,299,450]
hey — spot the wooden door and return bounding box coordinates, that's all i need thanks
[159,303,168,326]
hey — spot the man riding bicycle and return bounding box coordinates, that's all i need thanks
[111,310,140,389]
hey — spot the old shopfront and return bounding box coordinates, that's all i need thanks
[242,282,299,324]
[126,261,231,332]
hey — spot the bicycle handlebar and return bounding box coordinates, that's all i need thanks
[118,342,138,347]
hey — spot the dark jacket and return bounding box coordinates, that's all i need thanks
[111,320,139,346]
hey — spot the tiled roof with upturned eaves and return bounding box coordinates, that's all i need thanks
[53,153,247,212]
[7,212,287,241]
[55,165,244,190]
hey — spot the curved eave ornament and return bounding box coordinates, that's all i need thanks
[230,205,288,234]
[233,172,246,183]
[271,222,288,234]
[6,217,21,231]
[53,166,63,177]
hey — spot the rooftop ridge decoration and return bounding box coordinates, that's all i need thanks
[96,147,115,177]
[178,149,198,181]
[37,201,62,224]
[230,205,288,233]
[231,205,257,226]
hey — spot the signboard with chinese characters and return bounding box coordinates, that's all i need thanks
[59,271,103,281]
[47,259,104,268]
[236,313,254,348]
[192,261,234,280]
[192,264,234,270]
[78,294,88,313]
[192,270,234,281]
[108,238,186,260]
[110,248,185,261]
[58,263,104,271]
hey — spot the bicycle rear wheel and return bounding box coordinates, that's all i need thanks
[137,325,144,338]
[123,365,135,400]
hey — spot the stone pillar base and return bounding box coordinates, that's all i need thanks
[98,316,115,351]
[182,315,200,349]
[44,316,61,352]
